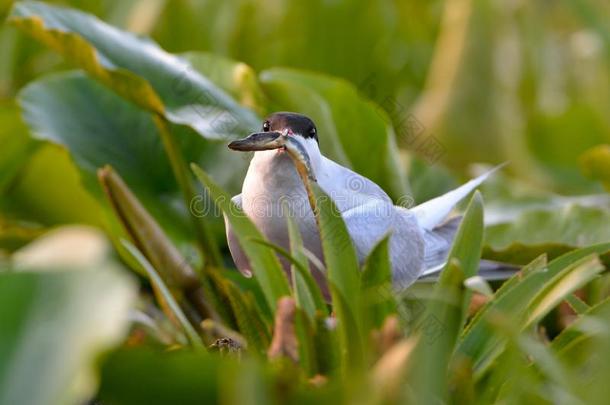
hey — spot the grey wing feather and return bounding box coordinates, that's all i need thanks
[421,216,461,270]
[342,201,425,290]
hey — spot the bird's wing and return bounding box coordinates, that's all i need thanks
[419,216,461,270]
[224,194,253,277]
[342,201,425,289]
[317,156,392,212]
[412,164,505,230]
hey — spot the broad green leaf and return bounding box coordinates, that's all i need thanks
[458,242,610,378]
[122,240,206,351]
[360,234,396,330]
[407,192,484,403]
[191,164,290,314]
[485,204,610,265]
[1,143,103,227]
[260,68,410,201]
[0,103,38,193]
[11,2,257,263]
[9,1,260,139]
[18,71,195,245]
[181,51,266,116]
[0,267,136,405]
[580,144,610,191]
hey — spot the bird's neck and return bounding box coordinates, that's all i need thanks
[242,138,323,204]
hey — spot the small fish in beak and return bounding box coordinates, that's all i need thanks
[283,136,317,182]
[228,130,316,182]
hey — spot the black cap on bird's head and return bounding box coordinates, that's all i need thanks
[228,112,318,152]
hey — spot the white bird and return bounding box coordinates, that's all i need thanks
[225,112,503,291]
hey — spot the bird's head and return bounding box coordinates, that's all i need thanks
[228,112,322,180]
[228,112,318,152]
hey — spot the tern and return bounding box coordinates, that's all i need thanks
[226,112,503,291]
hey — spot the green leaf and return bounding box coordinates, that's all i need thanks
[565,294,590,315]
[0,103,38,193]
[309,182,364,371]
[10,2,261,263]
[122,240,206,351]
[549,297,610,403]
[9,0,260,139]
[18,71,196,246]
[249,237,321,374]
[551,297,610,356]
[1,143,103,227]
[406,191,484,403]
[360,234,396,330]
[458,242,610,379]
[485,204,610,265]
[286,209,328,318]
[260,68,410,201]
[191,164,290,314]
[251,237,326,320]
[181,51,266,116]
[218,276,271,355]
[0,267,136,405]
[524,254,603,327]
[251,230,323,374]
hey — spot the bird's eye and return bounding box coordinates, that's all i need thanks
[310,127,316,137]
[262,121,270,132]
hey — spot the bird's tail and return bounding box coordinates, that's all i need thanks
[411,163,506,231]
[417,213,519,280]
[411,164,517,280]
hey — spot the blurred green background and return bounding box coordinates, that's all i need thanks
[2,0,610,194]
[2,1,610,404]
